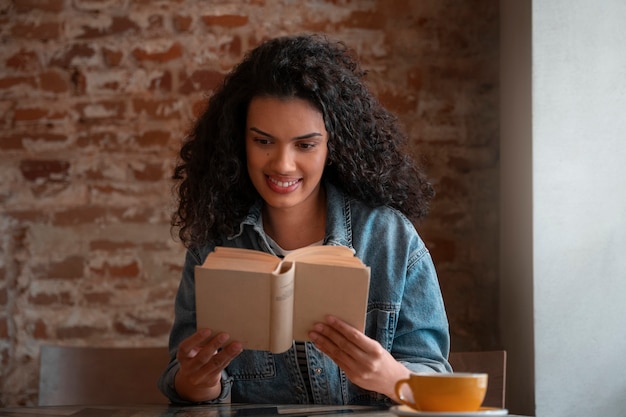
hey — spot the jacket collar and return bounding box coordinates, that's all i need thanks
[230,181,353,250]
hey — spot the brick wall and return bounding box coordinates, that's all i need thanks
[0,0,499,406]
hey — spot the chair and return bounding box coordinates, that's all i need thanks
[38,345,171,406]
[448,350,507,409]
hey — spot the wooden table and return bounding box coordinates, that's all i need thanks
[0,403,527,417]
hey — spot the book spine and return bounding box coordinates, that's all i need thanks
[269,261,296,353]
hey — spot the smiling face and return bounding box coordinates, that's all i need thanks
[245,96,329,215]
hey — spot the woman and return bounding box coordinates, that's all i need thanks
[158,34,451,406]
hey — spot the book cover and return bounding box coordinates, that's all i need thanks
[195,246,370,353]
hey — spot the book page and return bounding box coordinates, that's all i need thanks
[291,262,370,341]
[200,247,280,273]
[284,245,356,262]
[213,246,280,261]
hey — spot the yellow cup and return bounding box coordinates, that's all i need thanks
[394,372,488,412]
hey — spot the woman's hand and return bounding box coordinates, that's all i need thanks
[309,316,411,402]
[174,328,243,402]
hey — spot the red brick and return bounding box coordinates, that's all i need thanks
[132,98,181,119]
[147,14,164,30]
[0,317,7,338]
[90,184,121,197]
[14,0,64,13]
[76,130,118,149]
[148,71,172,92]
[448,148,498,172]
[57,325,101,339]
[19,159,70,182]
[3,209,50,223]
[0,285,7,306]
[29,132,68,144]
[37,255,85,280]
[77,16,139,39]
[13,107,47,122]
[90,240,135,251]
[52,206,108,226]
[73,0,118,11]
[131,0,184,4]
[91,260,140,278]
[11,21,61,40]
[407,67,423,90]
[132,42,183,63]
[0,346,8,368]
[149,285,177,302]
[436,210,469,227]
[6,49,40,71]
[135,130,170,147]
[50,43,96,68]
[114,320,142,335]
[300,20,329,33]
[191,98,208,118]
[84,291,112,304]
[341,11,385,29]
[141,241,170,251]
[376,90,417,114]
[201,14,248,28]
[148,318,172,337]
[179,69,223,95]
[131,162,165,181]
[102,47,123,67]
[0,75,37,91]
[33,319,48,339]
[39,70,69,93]
[107,206,165,223]
[437,176,469,196]
[173,14,193,32]
[220,35,242,56]
[426,237,457,264]
[75,100,126,121]
[114,316,170,337]
[70,68,87,94]
[28,291,72,306]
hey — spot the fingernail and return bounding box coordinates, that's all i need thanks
[230,342,243,353]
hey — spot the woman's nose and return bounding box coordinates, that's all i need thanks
[270,146,296,172]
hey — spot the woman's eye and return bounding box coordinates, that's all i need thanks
[254,138,272,145]
[297,143,316,150]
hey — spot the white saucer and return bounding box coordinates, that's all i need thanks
[390,405,508,417]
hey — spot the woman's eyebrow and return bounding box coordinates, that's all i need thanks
[249,127,323,140]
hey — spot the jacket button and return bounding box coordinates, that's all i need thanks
[314,367,323,375]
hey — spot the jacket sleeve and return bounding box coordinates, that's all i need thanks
[157,247,234,404]
[393,242,452,374]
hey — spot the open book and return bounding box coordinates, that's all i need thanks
[195,245,371,353]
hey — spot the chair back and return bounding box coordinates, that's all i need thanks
[38,345,170,406]
[448,350,507,408]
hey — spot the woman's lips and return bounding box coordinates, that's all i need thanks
[266,176,301,193]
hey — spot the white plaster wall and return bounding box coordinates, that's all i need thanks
[502,1,626,416]
[533,1,626,416]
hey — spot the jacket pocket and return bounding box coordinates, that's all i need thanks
[365,303,399,352]
[227,350,276,380]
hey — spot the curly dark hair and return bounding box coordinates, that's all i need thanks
[172,33,434,248]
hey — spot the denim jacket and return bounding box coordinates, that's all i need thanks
[158,182,451,405]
